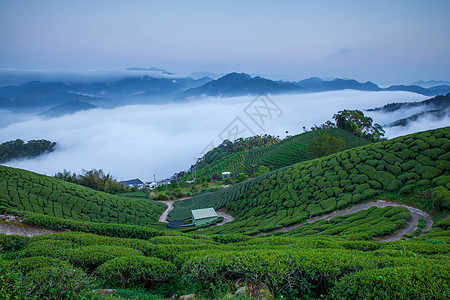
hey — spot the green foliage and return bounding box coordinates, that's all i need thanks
[96,255,176,286]
[0,234,30,252]
[333,109,385,141]
[329,264,449,299]
[0,259,34,300]
[21,211,164,239]
[278,206,410,240]
[308,132,346,158]
[0,165,165,226]
[236,172,249,183]
[54,169,128,194]
[26,265,95,299]
[66,245,143,271]
[0,139,56,163]
[175,127,449,235]
[184,128,370,181]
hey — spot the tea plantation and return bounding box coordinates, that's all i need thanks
[0,166,165,226]
[1,228,448,299]
[0,127,449,299]
[184,128,370,181]
[171,127,450,235]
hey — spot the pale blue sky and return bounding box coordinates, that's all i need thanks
[1,0,449,84]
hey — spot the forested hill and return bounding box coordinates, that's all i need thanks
[183,128,370,181]
[170,126,450,235]
[0,139,56,163]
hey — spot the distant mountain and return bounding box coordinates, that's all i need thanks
[368,93,450,127]
[1,69,449,113]
[181,72,305,97]
[190,71,222,80]
[295,77,381,92]
[0,81,96,111]
[38,100,97,118]
[388,109,448,127]
[126,67,174,75]
[412,80,450,88]
[368,93,450,113]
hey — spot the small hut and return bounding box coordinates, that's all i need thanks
[191,208,218,226]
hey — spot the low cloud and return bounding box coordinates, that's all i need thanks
[0,90,439,181]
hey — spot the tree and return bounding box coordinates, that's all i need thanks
[252,165,270,177]
[308,133,346,158]
[236,172,249,183]
[211,173,220,181]
[333,109,385,141]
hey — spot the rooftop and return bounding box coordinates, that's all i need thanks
[191,208,218,220]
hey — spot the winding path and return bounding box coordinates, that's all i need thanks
[0,199,432,241]
[158,198,235,227]
[158,197,191,223]
[256,199,433,241]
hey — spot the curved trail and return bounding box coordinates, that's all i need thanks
[1,200,432,241]
[256,199,433,241]
[216,207,235,226]
[0,215,64,236]
[158,197,191,223]
[158,197,235,227]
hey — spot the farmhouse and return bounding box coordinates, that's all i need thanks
[191,208,218,226]
[222,171,231,179]
[121,178,144,188]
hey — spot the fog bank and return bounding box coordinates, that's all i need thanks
[1,90,442,181]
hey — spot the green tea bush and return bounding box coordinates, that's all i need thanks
[96,255,176,286]
[22,239,76,258]
[10,256,72,275]
[22,212,164,239]
[66,245,142,271]
[0,234,30,252]
[0,259,34,300]
[329,264,449,300]
[0,165,165,226]
[26,264,95,299]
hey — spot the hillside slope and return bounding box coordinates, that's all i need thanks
[171,127,449,235]
[185,128,370,181]
[0,166,165,225]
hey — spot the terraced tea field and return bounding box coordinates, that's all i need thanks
[0,166,165,226]
[184,128,370,181]
[171,127,450,235]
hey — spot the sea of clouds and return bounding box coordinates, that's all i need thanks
[1,90,447,181]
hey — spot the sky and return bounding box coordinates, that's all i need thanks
[2,90,447,181]
[1,0,449,84]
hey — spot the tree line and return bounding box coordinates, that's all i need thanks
[0,139,56,163]
[54,169,128,194]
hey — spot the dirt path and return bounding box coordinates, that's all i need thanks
[215,208,235,226]
[158,197,191,223]
[0,215,64,237]
[256,199,433,241]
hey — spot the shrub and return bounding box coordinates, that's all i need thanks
[399,184,415,196]
[10,256,73,274]
[0,234,30,252]
[341,241,381,251]
[26,264,95,299]
[211,234,252,244]
[22,239,76,258]
[96,255,176,286]
[431,186,450,209]
[66,245,143,271]
[329,264,449,300]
